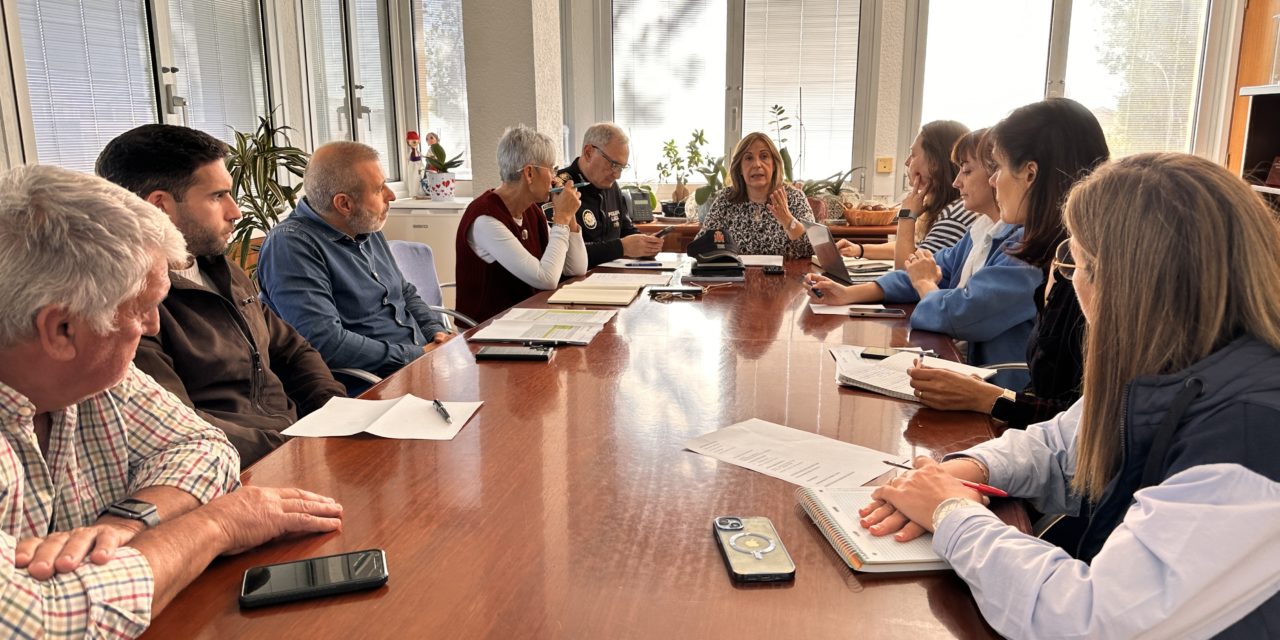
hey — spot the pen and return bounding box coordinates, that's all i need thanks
[800,275,824,298]
[625,261,662,267]
[432,399,452,424]
[881,460,1009,498]
[550,181,589,194]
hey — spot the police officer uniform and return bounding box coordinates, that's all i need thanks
[558,158,639,267]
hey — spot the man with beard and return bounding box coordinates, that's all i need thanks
[257,141,451,382]
[97,125,346,468]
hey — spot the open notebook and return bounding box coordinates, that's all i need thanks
[796,487,949,573]
[830,347,997,402]
[547,273,672,305]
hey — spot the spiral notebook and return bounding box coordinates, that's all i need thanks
[796,487,950,573]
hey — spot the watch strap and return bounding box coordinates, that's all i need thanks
[932,496,982,532]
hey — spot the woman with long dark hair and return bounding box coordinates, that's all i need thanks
[858,153,1280,638]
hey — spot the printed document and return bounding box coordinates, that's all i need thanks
[684,418,904,489]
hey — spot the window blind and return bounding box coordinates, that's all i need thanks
[166,0,268,144]
[413,0,472,179]
[17,0,157,172]
[741,0,860,180]
[612,0,727,182]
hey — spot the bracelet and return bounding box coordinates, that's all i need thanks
[855,244,864,258]
[953,456,989,484]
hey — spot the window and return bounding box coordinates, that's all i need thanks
[611,0,727,182]
[301,0,400,180]
[741,0,861,179]
[16,0,157,172]
[916,0,1214,156]
[413,0,472,179]
[919,0,1051,130]
[1063,0,1211,156]
[165,0,270,143]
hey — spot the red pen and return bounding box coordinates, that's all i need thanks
[882,460,1008,498]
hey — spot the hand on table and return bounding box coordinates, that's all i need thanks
[622,234,664,257]
[200,486,343,556]
[836,238,862,258]
[860,456,984,541]
[802,273,850,304]
[907,364,1005,412]
[904,249,942,294]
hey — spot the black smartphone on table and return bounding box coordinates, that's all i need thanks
[712,516,795,583]
[848,308,907,319]
[474,345,554,361]
[239,549,388,609]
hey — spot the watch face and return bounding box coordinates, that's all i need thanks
[897,208,914,220]
[115,498,156,515]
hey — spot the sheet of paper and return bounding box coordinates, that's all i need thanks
[580,273,674,287]
[829,346,917,398]
[284,395,483,441]
[497,308,616,325]
[684,418,902,490]
[877,351,997,380]
[470,321,603,344]
[739,255,784,267]
[808,302,886,315]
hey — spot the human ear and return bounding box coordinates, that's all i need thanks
[1022,160,1038,185]
[33,305,77,362]
[144,191,177,217]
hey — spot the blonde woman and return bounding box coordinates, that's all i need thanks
[859,153,1280,638]
[695,132,814,258]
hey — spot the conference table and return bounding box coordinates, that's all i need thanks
[146,259,1026,638]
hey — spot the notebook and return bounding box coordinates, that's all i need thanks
[547,283,643,305]
[830,347,997,402]
[796,487,949,573]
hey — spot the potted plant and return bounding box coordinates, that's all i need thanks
[422,142,464,201]
[655,138,690,216]
[694,155,727,218]
[226,111,309,272]
[768,104,795,183]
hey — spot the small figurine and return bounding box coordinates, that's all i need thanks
[406,131,422,163]
[425,132,439,147]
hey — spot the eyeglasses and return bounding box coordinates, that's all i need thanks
[590,145,630,174]
[1052,238,1079,281]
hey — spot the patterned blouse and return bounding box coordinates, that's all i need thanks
[697,186,815,258]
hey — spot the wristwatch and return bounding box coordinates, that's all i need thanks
[990,387,1018,419]
[103,498,160,528]
[788,217,802,231]
[932,496,983,531]
[896,208,916,221]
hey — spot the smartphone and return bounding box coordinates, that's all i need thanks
[653,225,675,238]
[239,549,388,609]
[712,516,795,583]
[474,345,554,361]
[762,265,784,275]
[859,346,898,359]
[848,308,907,319]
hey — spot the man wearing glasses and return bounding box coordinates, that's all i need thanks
[557,123,663,267]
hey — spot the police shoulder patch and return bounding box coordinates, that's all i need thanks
[582,209,598,229]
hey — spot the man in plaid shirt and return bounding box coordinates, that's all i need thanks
[0,165,344,637]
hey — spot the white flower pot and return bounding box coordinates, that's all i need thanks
[421,171,456,201]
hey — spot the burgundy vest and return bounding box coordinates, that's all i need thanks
[455,190,551,323]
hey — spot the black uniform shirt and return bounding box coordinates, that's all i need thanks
[559,158,639,267]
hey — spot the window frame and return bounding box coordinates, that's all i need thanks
[902,0,1246,173]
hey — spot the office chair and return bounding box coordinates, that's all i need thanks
[387,240,478,332]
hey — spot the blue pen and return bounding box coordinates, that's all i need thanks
[625,261,662,267]
[550,181,589,194]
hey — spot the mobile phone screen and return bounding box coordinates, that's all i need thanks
[848,308,906,318]
[654,226,675,238]
[240,549,386,607]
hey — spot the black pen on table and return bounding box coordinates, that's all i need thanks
[432,398,452,424]
[799,275,823,298]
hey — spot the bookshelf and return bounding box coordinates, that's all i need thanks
[1239,85,1280,209]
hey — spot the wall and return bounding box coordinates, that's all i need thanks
[462,0,564,187]
[1226,0,1280,173]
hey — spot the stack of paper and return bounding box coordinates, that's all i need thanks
[739,255,784,267]
[808,302,886,315]
[812,255,896,274]
[829,346,996,402]
[547,273,673,305]
[597,252,688,270]
[470,308,616,344]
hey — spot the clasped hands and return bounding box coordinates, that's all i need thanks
[859,456,986,542]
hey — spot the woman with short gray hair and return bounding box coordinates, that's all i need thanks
[455,124,587,323]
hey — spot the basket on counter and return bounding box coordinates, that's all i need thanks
[839,205,896,226]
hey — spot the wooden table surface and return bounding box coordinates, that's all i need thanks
[145,260,1022,639]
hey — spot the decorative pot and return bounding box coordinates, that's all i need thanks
[806,196,827,222]
[422,171,456,201]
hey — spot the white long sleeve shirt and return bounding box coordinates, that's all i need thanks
[467,216,587,290]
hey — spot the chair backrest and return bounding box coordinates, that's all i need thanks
[387,240,444,307]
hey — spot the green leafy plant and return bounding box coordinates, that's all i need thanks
[768,104,795,183]
[694,156,728,205]
[425,142,464,173]
[655,138,692,203]
[226,111,309,271]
